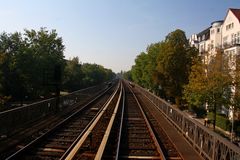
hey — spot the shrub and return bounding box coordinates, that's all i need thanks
[207,112,231,131]
[190,106,206,118]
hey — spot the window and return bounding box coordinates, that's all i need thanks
[237,37,240,44]
[226,23,234,31]
[237,32,240,44]
[217,28,220,33]
[202,35,205,40]
[211,29,215,34]
[223,36,228,45]
[231,33,240,45]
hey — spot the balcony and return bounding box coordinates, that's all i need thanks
[223,43,240,50]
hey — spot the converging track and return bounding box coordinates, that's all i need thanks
[59,81,166,160]
[115,82,165,159]
[6,80,188,160]
[6,82,118,160]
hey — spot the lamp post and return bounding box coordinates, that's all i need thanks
[230,106,234,142]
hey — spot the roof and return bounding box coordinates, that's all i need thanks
[211,20,224,26]
[197,26,211,40]
[229,8,240,22]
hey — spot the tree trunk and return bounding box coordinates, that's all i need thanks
[213,102,217,131]
[175,96,181,108]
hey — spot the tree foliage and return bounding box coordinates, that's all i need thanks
[184,51,232,108]
[0,28,115,108]
[81,63,114,87]
[129,29,199,106]
[184,50,232,129]
[183,59,207,107]
[156,30,198,105]
[62,58,115,92]
[232,57,240,110]
[63,57,83,91]
[0,28,65,100]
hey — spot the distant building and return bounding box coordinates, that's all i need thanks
[197,26,211,64]
[189,34,198,48]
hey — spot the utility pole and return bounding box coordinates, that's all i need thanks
[230,106,235,142]
[43,64,62,113]
[54,64,61,112]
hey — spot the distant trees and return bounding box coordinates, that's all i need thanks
[131,52,149,87]
[63,57,83,91]
[122,70,132,81]
[128,29,198,107]
[0,28,115,108]
[63,59,115,92]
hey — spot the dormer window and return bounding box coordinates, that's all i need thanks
[202,35,205,40]
[226,23,234,31]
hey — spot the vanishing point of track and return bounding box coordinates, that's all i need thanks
[6,80,184,160]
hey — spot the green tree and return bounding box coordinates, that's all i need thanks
[123,70,133,81]
[156,29,198,106]
[0,28,65,102]
[131,52,149,87]
[232,56,240,108]
[145,43,161,93]
[63,57,83,91]
[24,28,65,97]
[0,32,28,100]
[81,63,114,87]
[184,50,232,130]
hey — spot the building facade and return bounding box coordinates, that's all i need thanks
[189,8,240,67]
[189,8,240,118]
[222,9,240,72]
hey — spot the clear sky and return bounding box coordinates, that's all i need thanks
[0,0,239,72]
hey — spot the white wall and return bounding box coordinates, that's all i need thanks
[222,10,240,47]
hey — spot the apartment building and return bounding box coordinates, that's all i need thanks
[189,8,240,68]
[189,8,240,118]
[222,9,240,71]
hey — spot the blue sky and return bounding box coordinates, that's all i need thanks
[0,0,239,72]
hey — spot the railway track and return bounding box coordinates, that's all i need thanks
[62,82,123,159]
[133,88,183,160]
[57,81,166,160]
[5,80,185,160]
[5,82,119,160]
[115,82,165,159]
[0,82,113,158]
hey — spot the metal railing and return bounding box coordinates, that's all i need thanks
[0,83,107,136]
[136,84,240,160]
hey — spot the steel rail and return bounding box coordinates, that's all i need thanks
[94,82,123,159]
[115,83,125,160]
[125,82,166,160]
[64,82,122,160]
[6,83,117,160]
